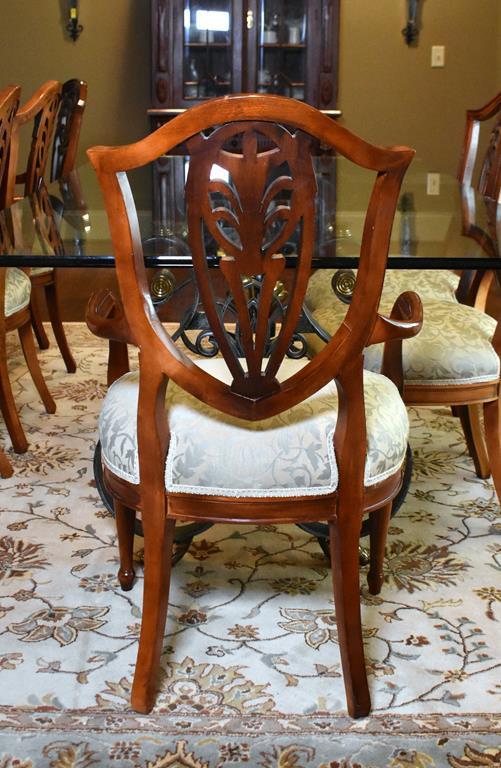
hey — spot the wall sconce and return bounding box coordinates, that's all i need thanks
[402,0,420,45]
[67,1,83,41]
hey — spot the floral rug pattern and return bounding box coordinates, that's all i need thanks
[0,325,499,767]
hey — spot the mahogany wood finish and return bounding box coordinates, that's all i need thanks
[151,1,339,111]
[6,80,80,374]
[0,207,56,461]
[87,95,419,718]
[457,90,501,202]
[50,79,88,182]
[0,85,20,476]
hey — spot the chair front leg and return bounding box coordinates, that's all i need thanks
[457,404,490,479]
[0,335,28,453]
[131,500,175,714]
[329,509,370,719]
[17,322,55,414]
[483,395,501,503]
[0,444,13,477]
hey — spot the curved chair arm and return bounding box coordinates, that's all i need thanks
[86,290,136,386]
[86,289,135,345]
[368,290,423,392]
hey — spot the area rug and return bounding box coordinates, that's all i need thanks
[0,324,499,767]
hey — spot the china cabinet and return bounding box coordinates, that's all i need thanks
[149,1,340,231]
[149,0,340,118]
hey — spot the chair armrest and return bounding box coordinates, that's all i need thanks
[86,289,135,345]
[368,291,423,393]
[368,291,423,345]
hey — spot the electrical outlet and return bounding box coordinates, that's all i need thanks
[426,173,441,195]
[431,45,445,67]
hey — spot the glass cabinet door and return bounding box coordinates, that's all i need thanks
[182,1,235,101]
[256,0,308,101]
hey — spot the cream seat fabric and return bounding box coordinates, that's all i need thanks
[99,358,409,497]
[29,267,53,276]
[313,299,498,386]
[306,268,459,315]
[5,268,31,316]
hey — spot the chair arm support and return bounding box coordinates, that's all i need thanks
[369,291,423,394]
[368,291,423,346]
[86,289,136,345]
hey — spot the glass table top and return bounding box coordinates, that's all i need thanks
[0,155,498,269]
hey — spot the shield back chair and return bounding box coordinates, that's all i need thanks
[86,94,421,717]
[0,87,56,472]
[307,92,501,500]
[6,79,77,374]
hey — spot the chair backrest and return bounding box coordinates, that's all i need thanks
[0,85,21,209]
[50,79,88,182]
[4,80,62,205]
[457,91,501,202]
[88,95,414,422]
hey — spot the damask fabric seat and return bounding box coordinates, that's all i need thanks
[311,298,498,387]
[5,268,31,316]
[99,358,409,496]
[306,268,459,315]
[29,267,53,276]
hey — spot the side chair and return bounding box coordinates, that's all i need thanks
[308,91,501,501]
[0,86,56,471]
[6,79,77,374]
[86,94,422,717]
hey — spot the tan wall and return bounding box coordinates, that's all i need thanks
[0,0,499,174]
[339,0,501,171]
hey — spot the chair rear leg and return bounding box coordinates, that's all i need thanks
[457,404,490,479]
[29,287,50,350]
[115,500,136,591]
[328,515,370,719]
[367,502,392,595]
[17,323,56,414]
[45,281,76,373]
[483,396,501,502]
[131,512,175,714]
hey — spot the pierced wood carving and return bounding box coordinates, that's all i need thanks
[478,114,501,201]
[186,122,316,397]
[31,182,65,258]
[24,88,61,195]
[0,86,20,209]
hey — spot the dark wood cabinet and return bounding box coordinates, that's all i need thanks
[150,0,340,116]
[149,0,340,233]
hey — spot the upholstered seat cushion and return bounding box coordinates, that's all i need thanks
[5,268,31,316]
[99,358,409,497]
[306,268,459,314]
[312,299,499,387]
[30,266,54,276]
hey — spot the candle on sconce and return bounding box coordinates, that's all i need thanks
[67,1,83,42]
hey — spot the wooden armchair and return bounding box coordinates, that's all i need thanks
[0,86,56,473]
[6,79,76,374]
[308,91,501,489]
[86,94,421,717]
